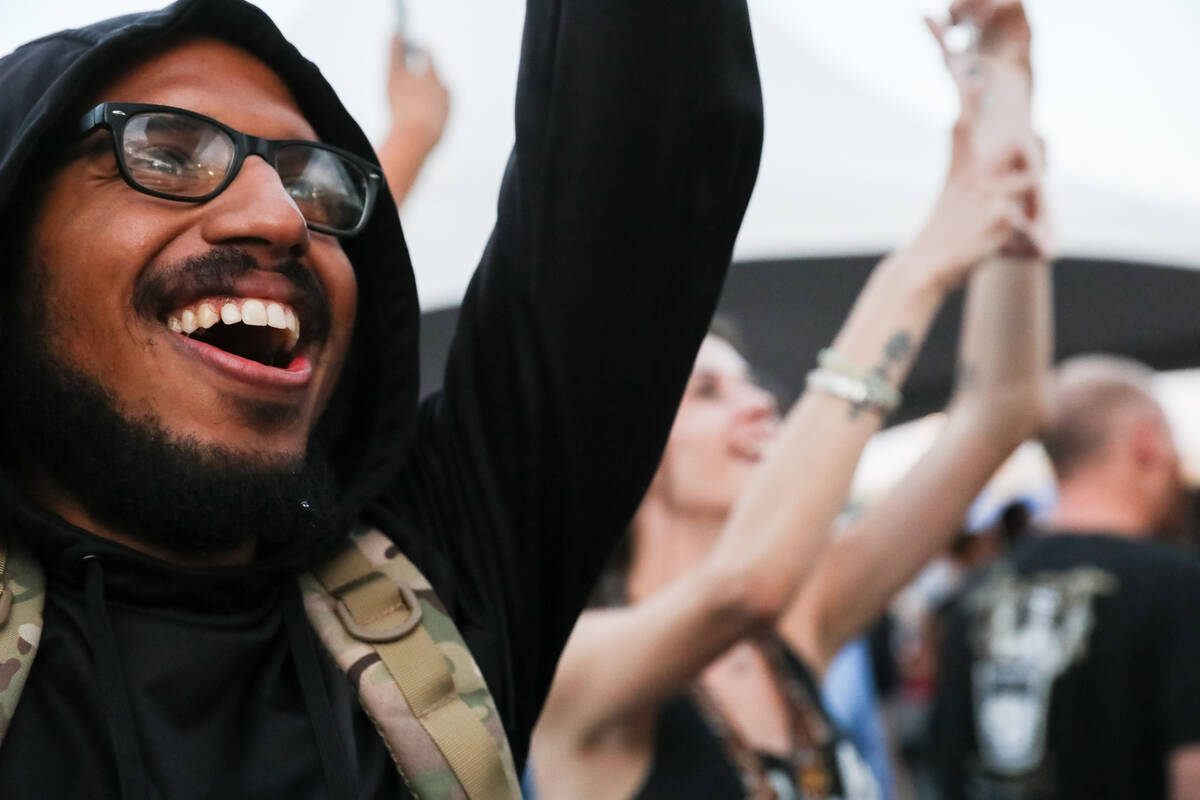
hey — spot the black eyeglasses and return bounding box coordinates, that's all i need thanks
[77,102,384,237]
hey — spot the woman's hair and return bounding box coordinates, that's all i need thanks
[707,313,747,356]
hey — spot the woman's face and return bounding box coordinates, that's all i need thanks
[650,335,779,518]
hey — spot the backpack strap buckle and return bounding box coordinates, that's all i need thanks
[333,575,423,643]
[303,530,522,799]
[317,540,424,644]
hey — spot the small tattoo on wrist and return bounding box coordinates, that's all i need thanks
[957,363,980,392]
[845,331,912,420]
[872,332,913,383]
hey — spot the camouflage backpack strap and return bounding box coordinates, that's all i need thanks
[299,527,521,800]
[0,529,45,746]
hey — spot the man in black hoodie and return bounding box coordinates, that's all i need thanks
[0,0,762,797]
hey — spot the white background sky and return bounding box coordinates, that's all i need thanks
[770,0,1200,209]
[3,0,1198,307]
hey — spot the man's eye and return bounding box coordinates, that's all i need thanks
[128,147,193,175]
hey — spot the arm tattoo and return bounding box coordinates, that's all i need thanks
[956,362,980,394]
[872,332,913,383]
[847,331,913,420]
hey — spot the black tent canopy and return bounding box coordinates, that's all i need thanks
[419,256,1200,425]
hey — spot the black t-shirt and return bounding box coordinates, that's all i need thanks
[933,534,1200,800]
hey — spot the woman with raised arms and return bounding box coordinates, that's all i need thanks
[529,2,1051,797]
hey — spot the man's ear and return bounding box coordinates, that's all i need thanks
[1128,419,1161,471]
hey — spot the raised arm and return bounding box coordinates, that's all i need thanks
[384,0,764,760]
[376,38,449,208]
[780,0,1054,676]
[534,112,1036,751]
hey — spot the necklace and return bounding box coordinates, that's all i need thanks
[690,637,836,800]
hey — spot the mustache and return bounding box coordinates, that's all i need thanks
[132,247,332,343]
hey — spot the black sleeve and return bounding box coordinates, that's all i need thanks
[374,0,763,766]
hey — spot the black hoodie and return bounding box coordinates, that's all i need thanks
[0,0,763,797]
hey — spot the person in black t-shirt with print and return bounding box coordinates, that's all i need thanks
[934,354,1200,800]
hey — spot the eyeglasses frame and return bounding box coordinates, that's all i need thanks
[77,101,384,237]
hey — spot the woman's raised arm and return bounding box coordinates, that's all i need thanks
[779,0,1053,676]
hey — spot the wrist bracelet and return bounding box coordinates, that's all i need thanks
[806,368,896,417]
[806,368,900,417]
[817,348,902,412]
[817,348,869,381]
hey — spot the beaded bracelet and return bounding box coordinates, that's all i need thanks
[816,347,902,413]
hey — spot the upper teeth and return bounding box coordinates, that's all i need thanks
[167,298,300,349]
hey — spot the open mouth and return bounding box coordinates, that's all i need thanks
[731,438,767,461]
[731,422,779,461]
[166,297,301,369]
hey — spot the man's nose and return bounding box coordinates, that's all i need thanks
[199,156,310,259]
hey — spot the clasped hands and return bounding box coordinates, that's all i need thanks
[910,0,1054,295]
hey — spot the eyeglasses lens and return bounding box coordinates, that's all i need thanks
[122,112,235,197]
[276,144,368,233]
[119,111,369,234]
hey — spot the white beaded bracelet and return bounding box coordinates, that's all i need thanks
[816,348,902,412]
[806,368,899,417]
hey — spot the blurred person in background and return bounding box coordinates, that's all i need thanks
[934,354,1200,799]
[822,636,897,797]
[377,37,449,208]
[528,3,1052,797]
[881,497,1039,798]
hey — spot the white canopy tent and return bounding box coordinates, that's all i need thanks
[6,0,1200,521]
[4,0,1198,311]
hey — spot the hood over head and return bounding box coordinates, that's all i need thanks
[0,0,419,570]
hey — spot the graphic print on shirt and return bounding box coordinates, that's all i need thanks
[963,564,1118,777]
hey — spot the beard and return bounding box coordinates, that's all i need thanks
[0,276,345,560]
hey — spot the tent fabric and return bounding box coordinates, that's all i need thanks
[6,1,1199,310]
[420,256,1200,425]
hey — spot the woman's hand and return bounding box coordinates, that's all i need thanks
[928,0,1034,160]
[915,0,1053,277]
[928,0,1032,85]
[949,0,1032,71]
